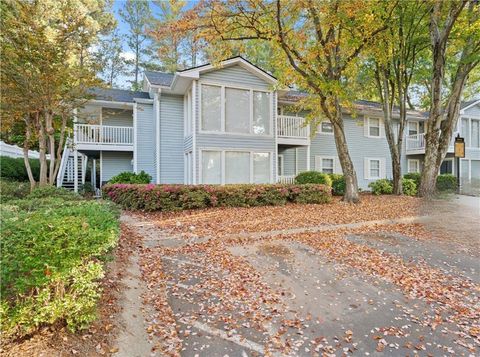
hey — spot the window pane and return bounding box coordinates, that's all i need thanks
[201,85,221,131]
[225,88,250,133]
[369,118,380,136]
[202,151,221,184]
[321,122,333,133]
[408,122,418,136]
[254,153,270,183]
[370,160,380,177]
[225,151,250,184]
[472,119,479,148]
[253,91,270,135]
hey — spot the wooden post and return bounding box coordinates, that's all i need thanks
[92,158,96,189]
[73,149,78,193]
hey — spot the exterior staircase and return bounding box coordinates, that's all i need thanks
[56,138,87,191]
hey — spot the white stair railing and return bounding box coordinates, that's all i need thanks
[56,137,72,187]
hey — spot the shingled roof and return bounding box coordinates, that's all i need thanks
[88,88,150,102]
[144,71,175,87]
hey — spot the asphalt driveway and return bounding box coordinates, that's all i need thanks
[117,195,479,356]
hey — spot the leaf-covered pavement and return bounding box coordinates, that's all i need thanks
[122,195,479,356]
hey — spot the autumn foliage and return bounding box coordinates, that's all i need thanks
[103,183,332,211]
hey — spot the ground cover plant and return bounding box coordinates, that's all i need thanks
[103,183,332,211]
[0,186,119,339]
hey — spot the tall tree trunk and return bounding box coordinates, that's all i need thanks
[37,113,48,186]
[46,111,56,185]
[53,113,68,182]
[23,118,36,191]
[330,107,360,203]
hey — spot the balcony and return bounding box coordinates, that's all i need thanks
[406,133,454,155]
[74,124,133,151]
[277,115,310,145]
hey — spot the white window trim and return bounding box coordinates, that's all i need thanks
[463,116,480,150]
[365,157,384,180]
[199,81,273,137]
[319,121,334,135]
[315,155,336,173]
[278,154,284,176]
[199,148,273,184]
[366,117,382,138]
[407,159,420,173]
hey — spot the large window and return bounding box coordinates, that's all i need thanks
[253,91,270,134]
[471,119,480,148]
[369,159,380,178]
[225,88,250,133]
[201,85,222,131]
[408,159,420,173]
[201,150,271,184]
[201,151,221,184]
[365,158,385,179]
[320,121,333,134]
[225,151,250,183]
[201,84,271,135]
[253,153,270,183]
[408,121,419,136]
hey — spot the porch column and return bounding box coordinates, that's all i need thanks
[306,145,311,171]
[92,159,96,189]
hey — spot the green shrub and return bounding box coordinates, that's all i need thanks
[0,200,119,338]
[0,180,31,202]
[368,179,393,195]
[103,183,332,211]
[402,178,417,196]
[295,171,332,186]
[27,185,81,200]
[436,173,457,191]
[403,172,421,188]
[108,170,151,184]
[328,174,346,196]
[0,156,41,181]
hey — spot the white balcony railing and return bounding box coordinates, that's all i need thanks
[278,175,296,184]
[75,124,133,146]
[277,115,309,138]
[406,133,425,151]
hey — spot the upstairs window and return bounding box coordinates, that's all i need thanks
[201,85,222,131]
[201,84,271,135]
[408,121,419,136]
[368,118,380,137]
[320,121,333,134]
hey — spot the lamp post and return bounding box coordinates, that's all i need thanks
[454,134,465,194]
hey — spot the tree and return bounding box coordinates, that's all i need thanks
[367,1,430,194]
[119,0,155,90]
[1,0,113,189]
[170,0,395,203]
[150,0,205,71]
[95,30,129,87]
[419,0,480,197]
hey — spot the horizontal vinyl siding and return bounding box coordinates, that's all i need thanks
[136,103,156,182]
[102,108,133,127]
[200,65,270,90]
[160,94,184,183]
[464,103,480,117]
[102,151,133,183]
[310,115,392,190]
[184,135,193,152]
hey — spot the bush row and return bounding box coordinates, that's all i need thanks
[0,156,41,182]
[368,173,457,195]
[103,183,332,211]
[1,187,119,339]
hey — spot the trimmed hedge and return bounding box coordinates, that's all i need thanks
[0,156,41,182]
[108,170,152,184]
[329,174,346,196]
[368,178,417,196]
[295,171,332,186]
[103,183,332,211]
[403,172,421,188]
[436,173,456,191]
